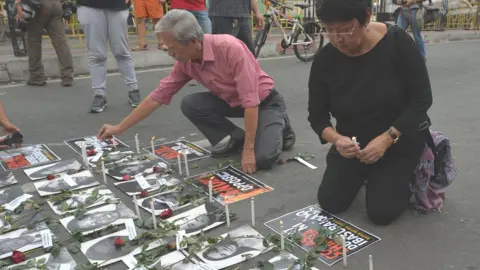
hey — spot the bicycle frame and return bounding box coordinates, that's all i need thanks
[265,5,314,46]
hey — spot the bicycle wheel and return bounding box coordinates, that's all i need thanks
[253,22,271,59]
[292,21,323,62]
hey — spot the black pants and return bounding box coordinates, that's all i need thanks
[317,132,427,226]
[181,89,292,169]
[210,17,255,56]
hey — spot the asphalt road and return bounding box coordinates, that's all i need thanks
[0,40,479,270]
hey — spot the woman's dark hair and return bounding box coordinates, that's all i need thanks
[316,0,372,25]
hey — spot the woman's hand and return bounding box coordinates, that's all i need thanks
[358,133,392,164]
[335,136,360,159]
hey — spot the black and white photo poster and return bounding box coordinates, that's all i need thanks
[24,159,82,181]
[6,247,76,269]
[264,205,381,266]
[0,171,17,188]
[33,170,98,196]
[0,222,56,259]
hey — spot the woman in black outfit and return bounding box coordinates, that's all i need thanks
[308,0,433,225]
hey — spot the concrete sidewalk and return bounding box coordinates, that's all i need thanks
[0,28,479,83]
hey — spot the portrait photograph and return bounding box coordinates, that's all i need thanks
[60,203,137,235]
[167,202,232,237]
[136,189,191,215]
[196,225,270,269]
[0,186,32,209]
[107,159,169,181]
[65,135,129,155]
[0,207,44,232]
[33,170,98,196]
[0,171,17,189]
[47,185,116,215]
[24,159,82,181]
[81,229,167,267]
[0,222,56,260]
[114,175,180,196]
[6,247,77,270]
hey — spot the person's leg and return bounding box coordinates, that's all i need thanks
[180,92,244,149]
[395,8,408,30]
[132,0,148,51]
[211,16,233,35]
[44,0,74,86]
[77,6,109,112]
[26,5,48,85]
[365,134,426,225]
[190,10,212,34]
[317,146,368,214]
[145,0,165,48]
[105,9,140,107]
[410,8,426,59]
[236,17,255,56]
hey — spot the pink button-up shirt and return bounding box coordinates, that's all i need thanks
[149,34,274,108]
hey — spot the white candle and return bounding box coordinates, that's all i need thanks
[81,141,88,166]
[251,197,255,227]
[135,134,140,153]
[352,137,359,147]
[369,254,373,270]
[184,153,190,176]
[177,154,182,175]
[150,200,157,229]
[342,235,347,268]
[133,194,140,217]
[208,178,213,202]
[112,136,117,149]
[280,220,285,250]
[225,203,230,228]
[151,136,155,154]
[101,157,107,185]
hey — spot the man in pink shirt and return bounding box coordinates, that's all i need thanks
[97,9,295,174]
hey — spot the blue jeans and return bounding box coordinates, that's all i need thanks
[188,10,212,34]
[396,8,426,58]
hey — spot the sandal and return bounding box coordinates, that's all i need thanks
[132,44,148,51]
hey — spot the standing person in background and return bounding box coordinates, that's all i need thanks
[163,0,212,34]
[208,0,264,55]
[394,0,426,59]
[16,0,74,86]
[76,0,141,113]
[132,0,166,51]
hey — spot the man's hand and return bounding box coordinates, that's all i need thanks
[16,4,25,21]
[98,124,123,140]
[358,133,392,164]
[334,136,360,159]
[241,149,257,174]
[2,121,20,134]
[254,11,264,30]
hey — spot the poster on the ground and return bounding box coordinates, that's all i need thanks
[187,165,274,205]
[264,205,381,266]
[0,144,60,171]
[65,136,129,155]
[146,140,210,163]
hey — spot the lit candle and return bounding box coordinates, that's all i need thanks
[112,136,117,149]
[280,220,285,250]
[151,136,155,154]
[208,177,213,202]
[251,197,255,227]
[133,194,140,218]
[369,254,373,270]
[135,134,140,153]
[81,141,88,166]
[342,235,347,268]
[184,153,190,176]
[225,203,230,228]
[177,154,182,175]
[150,200,157,229]
[101,157,107,185]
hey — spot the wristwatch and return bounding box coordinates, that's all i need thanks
[387,128,399,144]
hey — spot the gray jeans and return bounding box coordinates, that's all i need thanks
[77,6,138,96]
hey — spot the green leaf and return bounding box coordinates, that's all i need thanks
[37,258,46,264]
[91,188,99,198]
[60,202,70,212]
[26,259,36,267]
[262,239,269,248]
[51,244,61,257]
[165,230,177,237]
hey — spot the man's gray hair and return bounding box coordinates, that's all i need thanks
[155,9,204,44]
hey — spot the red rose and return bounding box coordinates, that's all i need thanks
[159,208,173,219]
[46,174,55,180]
[11,250,25,264]
[140,190,148,198]
[114,237,124,247]
[152,166,160,173]
[167,242,176,251]
[87,149,96,156]
[122,174,130,181]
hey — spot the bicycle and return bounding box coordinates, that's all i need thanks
[253,0,323,62]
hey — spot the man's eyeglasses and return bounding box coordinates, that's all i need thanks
[319,21,357,36]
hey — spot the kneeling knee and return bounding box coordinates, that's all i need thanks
[367,208,403,226]
[256,155,277,170]
[317,196,350,214]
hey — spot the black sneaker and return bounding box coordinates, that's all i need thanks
[128,90,141,108]
[90,95,107,113]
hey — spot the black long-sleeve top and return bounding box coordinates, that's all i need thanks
[308,24,432,147]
